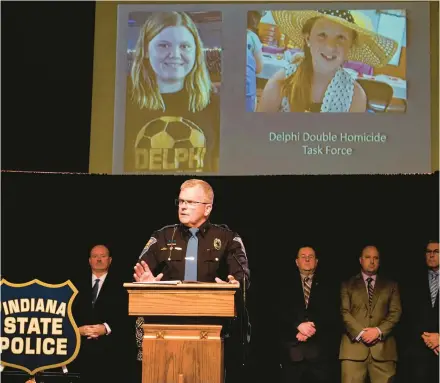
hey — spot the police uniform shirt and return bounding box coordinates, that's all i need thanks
[139,221,250,286]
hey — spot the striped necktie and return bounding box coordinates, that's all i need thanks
[430,271,439,307]
[92,278,100,306]
[303,277,311,308]
[184,228,199,281]
[366,277,374,307]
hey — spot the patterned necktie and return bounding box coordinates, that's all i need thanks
[303,277,311,308]
[184,228,199,281]
[366,277,374,307]
[92,278,100,306]
[430,272,439,307]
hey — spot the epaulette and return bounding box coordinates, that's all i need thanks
[212,223,231,231]
[157,224,179,232]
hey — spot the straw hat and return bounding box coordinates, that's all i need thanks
[272,9,399,68]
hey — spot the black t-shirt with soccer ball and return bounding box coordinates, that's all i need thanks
[124,88,220,173]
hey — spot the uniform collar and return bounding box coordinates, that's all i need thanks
[180,220,211,238]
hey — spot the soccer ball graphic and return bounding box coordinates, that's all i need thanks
[134,116,207,171]
[135,116,206,149]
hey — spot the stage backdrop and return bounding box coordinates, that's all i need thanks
[1,171,438,382]
[1,1,438,176]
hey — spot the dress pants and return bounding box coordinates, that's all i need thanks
[282,359,333,383]
[341,354,396,383]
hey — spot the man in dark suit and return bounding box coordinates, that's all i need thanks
[401,239,439,382]
[278,246,340,383]
[72,244,128,383]
[339,245,402,383]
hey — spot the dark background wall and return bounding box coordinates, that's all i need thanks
[1,2,439,383]
[2,171,439,382]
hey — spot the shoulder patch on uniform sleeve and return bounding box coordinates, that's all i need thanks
[144,237,157,249]
[233,236,247,256]
[139,237,157,259]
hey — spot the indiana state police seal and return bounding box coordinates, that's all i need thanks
[0,279,81,375]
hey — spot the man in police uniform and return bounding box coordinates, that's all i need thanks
[133,179,249,284]
[133,179,250,382]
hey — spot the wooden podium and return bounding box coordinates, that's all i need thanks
[124,282,239,383]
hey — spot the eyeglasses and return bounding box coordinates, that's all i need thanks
[426,249,439,255]
[175,199,211,208]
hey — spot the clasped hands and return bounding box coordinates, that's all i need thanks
[133,261,239,286]
[360,327,380,345]
[422,332,440,355]
[79,324,106,340]
[296,322,316,342]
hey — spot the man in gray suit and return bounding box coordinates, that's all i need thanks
[339,246,402,383]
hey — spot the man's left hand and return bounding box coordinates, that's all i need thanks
[361,327,380,344]
[215,275,240,286]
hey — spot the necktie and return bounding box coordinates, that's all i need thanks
[430,272,439,307]
[366,277,374,307]
[92,278,100,306]
[303,277,311,308]
[184,228,199,281]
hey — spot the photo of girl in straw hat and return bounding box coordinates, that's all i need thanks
[256,9,399,113]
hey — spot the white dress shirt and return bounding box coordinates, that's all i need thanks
[92,272,107,299]
[91,272,111,335]
[355,272,382,342]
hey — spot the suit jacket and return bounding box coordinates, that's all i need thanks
[339,273,402,362]
[71,270,129,381]
[279,270,340,362]
[402,269,439,358]
[72,270,128,357]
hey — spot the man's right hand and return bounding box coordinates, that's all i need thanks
[133,261,163,282]
[297,322,316,337]
[422,332,440,350]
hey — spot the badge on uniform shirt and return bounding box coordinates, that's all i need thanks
[214,238,221,250]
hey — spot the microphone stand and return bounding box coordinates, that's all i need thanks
[231,254,250,369]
